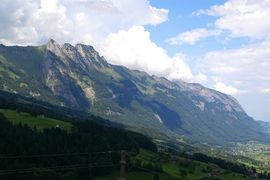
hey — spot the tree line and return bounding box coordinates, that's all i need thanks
[0,91,157,180]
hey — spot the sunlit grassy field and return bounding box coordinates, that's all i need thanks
[0,109,73,132]
[94,149,246,180]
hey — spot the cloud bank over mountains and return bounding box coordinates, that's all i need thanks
[101,26,206,82]
[0,0,204,83]
[0,0,168,45]
[168,0,270,96]
[1,0,270,98]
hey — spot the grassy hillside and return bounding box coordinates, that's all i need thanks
[0,108,157,179]
[0,109,73,132]
[94,149,247,180]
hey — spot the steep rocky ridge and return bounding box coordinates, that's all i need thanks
[0,39,269,145]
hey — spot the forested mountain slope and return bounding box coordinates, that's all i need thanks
[0,40,268,145]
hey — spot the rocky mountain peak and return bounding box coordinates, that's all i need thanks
[174,80,245,113]
[75,43,95,53]
[75,43,102,62]
[62,43,75,51]
[46,38,59,48]
[46,39,64,58]
[46,39,107,65]
[44,39,108,68]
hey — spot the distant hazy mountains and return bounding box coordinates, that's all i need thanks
[0,39,269,145]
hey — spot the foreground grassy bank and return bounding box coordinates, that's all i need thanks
[94,149,247,180]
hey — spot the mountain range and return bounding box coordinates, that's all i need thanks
[0,39,269,145]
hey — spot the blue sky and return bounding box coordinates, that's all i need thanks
[146,0,270,121]
[0,0,270,121]
[147,0,227,56]
[146,0,250,58]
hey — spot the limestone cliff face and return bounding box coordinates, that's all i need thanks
[42,39,111,108]
[43,39,92,108]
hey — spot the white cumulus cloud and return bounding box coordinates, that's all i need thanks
[167,28,221,45]
[0,0,168,45]
[194,0,270,39]
[260,88,270,94]
[100,26,204,82]
[199,40,270,94]
[214,82,240,95]
[0,0,204,83]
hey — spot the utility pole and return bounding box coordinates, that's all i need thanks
[118,150,126,180]
[89,153,92,180]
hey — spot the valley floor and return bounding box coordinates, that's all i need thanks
[0,106,268,179]
[94,149,248,180]
[230,142,270,173]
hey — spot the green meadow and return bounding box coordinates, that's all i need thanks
[0,109,73,132]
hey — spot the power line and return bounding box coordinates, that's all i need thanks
[0,162,119,176]
[0,149,172,178]
[130,165,159,174]
[0,150,122,159]
[0,150,173,179]
[0,150,121,176]
[0,152,88,159]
